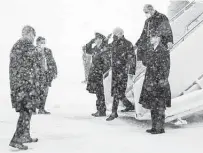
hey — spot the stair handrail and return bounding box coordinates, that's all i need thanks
[170,0,196,22]
[173,17,203,49]
[186,11,203,31]
[126,15,203,94]
[179,73,203,96]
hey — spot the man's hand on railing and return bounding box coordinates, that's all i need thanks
[167,42,173,50]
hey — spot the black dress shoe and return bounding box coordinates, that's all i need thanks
[151,129,165,134]
[106,113,118,121]
[121,105,135,112]
[38,109,51,114]
[146,128,156,133]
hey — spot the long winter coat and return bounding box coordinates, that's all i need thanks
[139,43,171,110]
[43,47,57,87]
[35,47,57,87]
[86,44,111,94]
[111,36,136,98]
[9,38,37,112]
[136,11,173,64]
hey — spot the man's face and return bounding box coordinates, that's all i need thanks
[117,32,123,39]
[113,35,118,41]
[143,7,152,19]
[113,33,123,41]
[38,40,46,48]
[95,38,102,46]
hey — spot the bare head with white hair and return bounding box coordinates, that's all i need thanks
[143,4,156,19]
[112,27,124,40]
[22,25,36,43]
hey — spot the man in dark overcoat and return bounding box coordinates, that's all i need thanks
[35,36,57,114]
[86,33,111,117]
[139,31,171,134]
[9,25,38,150]
[106,27,136,121]
[135,4,173,64]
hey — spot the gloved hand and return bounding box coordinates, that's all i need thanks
[167,42,173,50]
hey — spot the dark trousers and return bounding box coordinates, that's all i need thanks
[38,86,49,110]
[11,110,32,143]
[95,87,106,113]
[112,94,133,113]
[151,109,165,130]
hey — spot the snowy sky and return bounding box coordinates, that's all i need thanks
[0,0,171,89]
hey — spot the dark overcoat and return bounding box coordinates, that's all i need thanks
[44,47,57,87]
[9,38,37,112]
[86,45,111,94]
[139,43,171,110]
[136,11,173,65]
[34,47,57,106]
[35,47,57,86]
[111,36,136,98]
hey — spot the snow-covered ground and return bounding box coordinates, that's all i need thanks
[1,81,203,153]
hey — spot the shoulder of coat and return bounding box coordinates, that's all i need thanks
[156,12,168,20]
[145,18,150,23]
[12,39,23,49]
[45,47,52,53]
[124,38,133,47]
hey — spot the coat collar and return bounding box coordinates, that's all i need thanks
[147,10,159,22]
[21,37,33,44]
[117,36,125,44]
[153,10,159,16]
